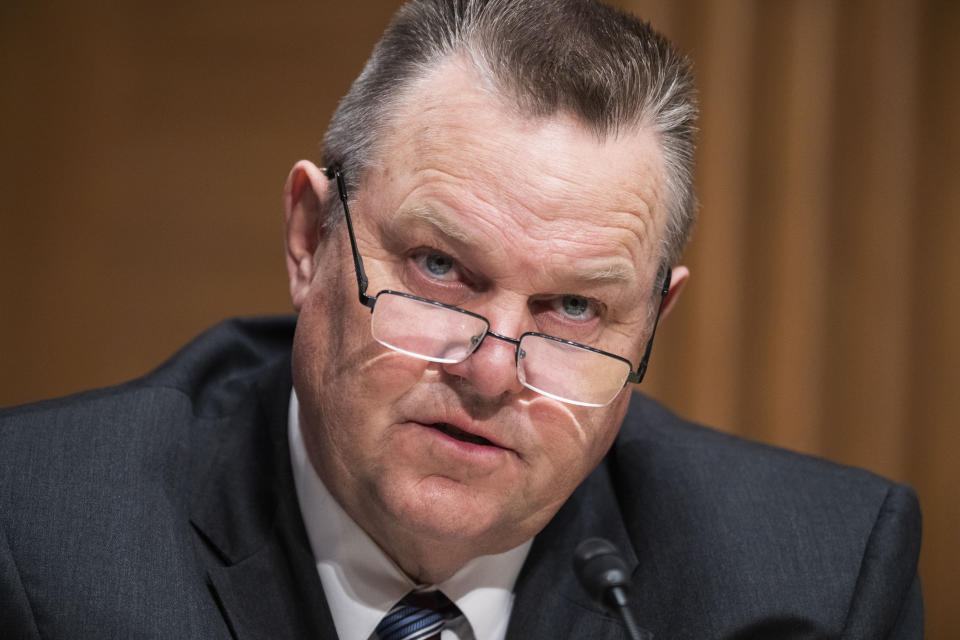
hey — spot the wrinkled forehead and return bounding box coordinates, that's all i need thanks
[365,58,670,269]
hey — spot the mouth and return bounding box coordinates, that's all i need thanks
[426,422,496,447]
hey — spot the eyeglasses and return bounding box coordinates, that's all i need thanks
[323,166,671,407]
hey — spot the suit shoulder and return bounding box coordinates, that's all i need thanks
[0,315,296,423]
[617,392,909,497]
[607,393,921,636]
[143,315,296,403]
[611,392,920,573]
[0,316,295,484]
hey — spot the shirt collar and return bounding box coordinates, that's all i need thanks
[288,390,532,640]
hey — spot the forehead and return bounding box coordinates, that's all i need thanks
[363,57,668,282]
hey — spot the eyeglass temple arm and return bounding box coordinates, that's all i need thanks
[627,267,672,385]
[325,166,376,309]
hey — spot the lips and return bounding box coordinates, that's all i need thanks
[428,422,495,447]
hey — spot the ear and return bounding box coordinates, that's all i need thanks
[284,160,332,311]
[660,265,689,319]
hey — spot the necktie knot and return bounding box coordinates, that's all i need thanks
[375,590,460,640]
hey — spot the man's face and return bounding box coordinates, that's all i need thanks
[288,58,673,577]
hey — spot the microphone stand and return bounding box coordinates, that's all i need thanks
[573,537,644,640]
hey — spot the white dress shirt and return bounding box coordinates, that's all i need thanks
[288,391,533,640]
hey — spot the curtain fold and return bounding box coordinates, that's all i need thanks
[627,1,959,636]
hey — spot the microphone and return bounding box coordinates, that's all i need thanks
[573,537,644,640]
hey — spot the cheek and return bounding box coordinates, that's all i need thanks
[291,274,423,421]
[294,307,431,431]
[293,275,414,393]
[336,350,434,417]
[293,296,435,489]
[521,396,626,498]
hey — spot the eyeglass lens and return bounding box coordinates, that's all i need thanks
[516,334,631,407]
[370,291,629,406]
[371,293,488,364]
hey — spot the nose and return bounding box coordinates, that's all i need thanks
[442,313,526,399]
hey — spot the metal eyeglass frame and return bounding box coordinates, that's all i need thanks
[323,165,671,392]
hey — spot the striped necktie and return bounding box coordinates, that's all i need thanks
[375,590,460,640]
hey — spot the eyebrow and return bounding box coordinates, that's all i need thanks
[575,263,635,285]
[392,205,474,244]
[391,205,638,287]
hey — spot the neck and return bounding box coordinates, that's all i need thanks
[363,516,515,585]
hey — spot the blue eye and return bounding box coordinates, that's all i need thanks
[553,295,597,320]
[425,253,454,276]
[562,296,589,317]
[413,250,461,282]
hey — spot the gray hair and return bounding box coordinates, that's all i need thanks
[322,0,698,267]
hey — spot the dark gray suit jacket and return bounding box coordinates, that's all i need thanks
[0,317,922,639]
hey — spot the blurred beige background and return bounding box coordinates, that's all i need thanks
[1,0,957,636]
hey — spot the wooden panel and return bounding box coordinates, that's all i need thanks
[822,0,918,480]
[911,2,960,636]
[741,0,837,454]
[0,1,404,404]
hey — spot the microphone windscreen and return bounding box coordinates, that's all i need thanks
[573,537,631,602]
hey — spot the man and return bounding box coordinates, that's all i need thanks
[0,1,921,638]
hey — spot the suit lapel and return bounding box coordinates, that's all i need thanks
[189,361,337,639]
[506,460,654,640]
[183,348,654,640]
[204,499,338,640]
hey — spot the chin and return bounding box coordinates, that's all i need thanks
[381,474,519,549]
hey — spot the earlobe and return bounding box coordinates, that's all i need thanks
[660,265,689,320]
[284,160,332,311]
